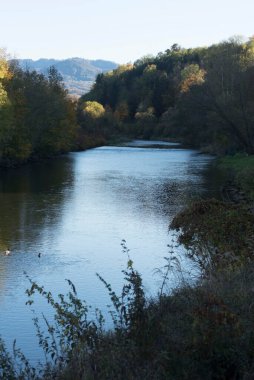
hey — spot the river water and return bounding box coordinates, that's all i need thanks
[0,141,221,364]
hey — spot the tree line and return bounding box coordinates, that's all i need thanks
[0,50,78,166]
[2,37,254,167]
[80,37,254,154]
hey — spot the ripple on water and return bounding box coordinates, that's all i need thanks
[0,143,220,364]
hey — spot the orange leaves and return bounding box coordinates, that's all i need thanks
[180,64,206,93]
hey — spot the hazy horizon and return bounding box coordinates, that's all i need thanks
[16,57,119,64]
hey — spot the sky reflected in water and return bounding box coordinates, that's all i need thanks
[0,143,221,363]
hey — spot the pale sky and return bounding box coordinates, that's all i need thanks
[1,0,254,63]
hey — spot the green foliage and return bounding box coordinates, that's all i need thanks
[0,58,78,166]
[17,241,147,379]
[82,37,254,153]
[171,199,254,272]
[218,154,254,200]
[0,338,16,380]
[97,240,146,340]
[77,98,121,149]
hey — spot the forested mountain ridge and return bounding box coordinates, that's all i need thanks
[80,37,254,155]
[17,58,118,97]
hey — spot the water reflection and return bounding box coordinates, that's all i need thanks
[0,144,221,364]
[0,156,75,305]
[0,157,74,251]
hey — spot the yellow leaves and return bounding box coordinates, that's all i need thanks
[0,48,11,80]
[0,84,8,106]
[0,62,9,80]
[0,49,12,107]
[105,64,133,78]
[111,63,134,77]
[241,36,254,69]
[82,101,105,119]
[143,64,157,75]
[180,64,206,93]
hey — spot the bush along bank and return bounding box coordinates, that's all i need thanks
[218,154,254,205]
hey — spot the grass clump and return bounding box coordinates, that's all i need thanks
[218,154,254,201]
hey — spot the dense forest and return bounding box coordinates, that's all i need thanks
[80,37,254,154]
[2,37,254,167]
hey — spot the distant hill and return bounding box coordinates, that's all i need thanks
[17,58,118,97]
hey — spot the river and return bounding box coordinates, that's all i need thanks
[0,141,221,364]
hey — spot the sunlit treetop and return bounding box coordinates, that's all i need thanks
[82,101,105,119]
[0,49,11,80]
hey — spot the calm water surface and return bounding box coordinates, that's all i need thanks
[0,141,220,363]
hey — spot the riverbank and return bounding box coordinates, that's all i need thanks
[218,154,254,202]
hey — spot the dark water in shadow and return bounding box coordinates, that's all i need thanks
[0,143,222,363]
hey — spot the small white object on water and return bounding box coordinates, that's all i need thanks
[5,249,11,256]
